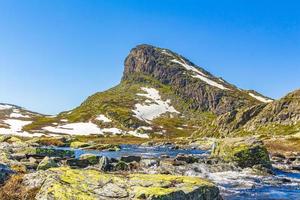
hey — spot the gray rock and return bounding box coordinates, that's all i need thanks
[98,156,111,171]
[37,156,58,170]
[120,155,141,163]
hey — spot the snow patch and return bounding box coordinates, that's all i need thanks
[96,114,112,123]
[192,74,229,90]
[10,112,30,118]
[128,130,150,138]
[161,49,173,57]
[0,119,43,137]
[249,93,273,103]
[132,87,179,123]
[43,122,103,135]
[0,104,13,110]
[102,128,123,135]
[171,59,207,77]
[171,59,229,90]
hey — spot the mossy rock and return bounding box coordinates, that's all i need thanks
[211,137,271,168]
[79,154,99,165]
[36,147,75,158]
[70,141,90,149]
[23,167,221,200]
[115,161,129,171]
[37,157,58,170]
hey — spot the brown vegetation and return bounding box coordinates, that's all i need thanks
[0,175,39,200]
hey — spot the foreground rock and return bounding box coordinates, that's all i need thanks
[211,137,271,169]
[22,167,221,200]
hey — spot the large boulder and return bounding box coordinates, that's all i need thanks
[211,137,271,168]
[22,167,222,200]
[79,154,99,165]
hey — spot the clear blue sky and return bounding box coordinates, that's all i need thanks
[0,0,299,114]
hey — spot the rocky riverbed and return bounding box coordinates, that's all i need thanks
[0,135,299,199]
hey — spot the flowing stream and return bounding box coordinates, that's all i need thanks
[52,145,300,200]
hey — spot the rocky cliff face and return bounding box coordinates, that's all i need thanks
[215,89,300,136]
[123,44,261,115]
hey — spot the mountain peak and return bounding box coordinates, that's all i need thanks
[123,44,263,115]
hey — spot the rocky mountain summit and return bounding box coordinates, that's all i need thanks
[0,44,299,139]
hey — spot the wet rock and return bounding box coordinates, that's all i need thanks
[79,154,99,165]
[120,155,141,163]
[175,154,198,164]
[37,156,58,170]
[35,147,75,158]
[211,137,271,169]
[98,156,111,171]
[140,158,159,167]
[115,161,129,171]
[160,154,170,159]
[66,158,90,168]
[83,144,121,151]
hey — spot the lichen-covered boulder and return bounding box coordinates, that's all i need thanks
[37,157,58,170]
[79,154,99,165]
[211,137,271,168]
[22,167,222,200]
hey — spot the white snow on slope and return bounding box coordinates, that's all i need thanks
[161,49,173,57]
[96,114,112,123]
[171,59,207,77]
[0,104,14,110]
[249,93,273,103]
[102,128,123,134]
[171,59,229,90]
[128,130,150,138]
[0,119,43,137]
[132,87,179,123]
[192,74,229,90]
[43,122,124,136]
[10,112,30,118]
[43,122,103,135]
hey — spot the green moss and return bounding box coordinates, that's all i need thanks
[212,137,271,168]
[34,167,218,200]
[36,147,75,158]
[70,141,90,148]
[22,117,59,132]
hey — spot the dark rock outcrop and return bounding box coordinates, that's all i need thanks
[123,44,259,115]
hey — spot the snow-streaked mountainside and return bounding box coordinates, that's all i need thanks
[0,103,44,137]
[1,44,299,138]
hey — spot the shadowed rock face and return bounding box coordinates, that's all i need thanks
[123,44,258,115]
